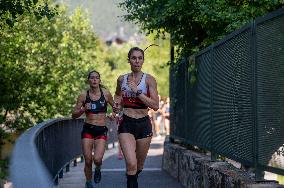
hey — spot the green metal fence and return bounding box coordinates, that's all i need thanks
[170,7,284,177]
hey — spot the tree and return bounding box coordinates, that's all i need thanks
[98,33,170,97]
[0,0,57,27]
[0,4,110,132]
[119,0,284,57]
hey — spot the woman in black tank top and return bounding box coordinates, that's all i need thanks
[72,70,114,188]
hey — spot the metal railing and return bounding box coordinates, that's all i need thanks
[10,118,118,187]
[170,7,284,178]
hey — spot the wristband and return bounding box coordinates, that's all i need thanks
[136,90,142,96]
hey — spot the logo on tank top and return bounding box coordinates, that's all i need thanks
[91,104,96,109]
[122,91,136,98]
[100,100,105,105]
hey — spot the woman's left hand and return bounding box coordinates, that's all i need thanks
[106,113,116,121]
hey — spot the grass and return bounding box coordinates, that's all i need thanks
[277,175,284,185]
[0,159,9,180]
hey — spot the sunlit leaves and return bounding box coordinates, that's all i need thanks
[0,3,109,131]
[0,0,57,27]
[120,0,284,57]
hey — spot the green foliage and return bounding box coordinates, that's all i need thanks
[188,56,197,86]
[0,159,8,179]
[0,0,57,27]
[0,0,171,151]
[0,1,170,181]
[119,0,284,57]
[0,0,170,134]
[278,174,284,184]
[97,33,170,97]
[0,3,111,132]
[143,34,170,97]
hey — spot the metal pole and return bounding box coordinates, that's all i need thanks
[209,45,217,161]
[169,34,174,141]
[251,19,263,180]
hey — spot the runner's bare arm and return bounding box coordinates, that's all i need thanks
[113,75,123,113]
[72,92,86,118]
[104,89,114,108]
[103,88,116,119]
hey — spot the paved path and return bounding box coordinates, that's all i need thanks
[57,136,183,188]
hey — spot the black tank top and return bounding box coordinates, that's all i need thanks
[84,88,107,114]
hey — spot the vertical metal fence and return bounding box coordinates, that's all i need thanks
[170,7,284,177]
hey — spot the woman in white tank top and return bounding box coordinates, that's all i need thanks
[113,47,159,188]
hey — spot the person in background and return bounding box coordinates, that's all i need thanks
[154,95,164,137]
[148,108,157,136]
[117,142,124,160]
[72,70,114,188]
[162,97,170,136]
[113,47,159,188]
[116,111,124,160]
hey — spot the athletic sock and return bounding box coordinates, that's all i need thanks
[94,165,102,183]
[85,181,93,188]
[127,174,138,188]
[136,169,142,177]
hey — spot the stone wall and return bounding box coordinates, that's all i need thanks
[162,139,284,188]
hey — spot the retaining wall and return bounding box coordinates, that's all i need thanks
[162,139,284,188]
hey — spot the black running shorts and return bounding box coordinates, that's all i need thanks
[81,123,108,140]
[118,114,153,140]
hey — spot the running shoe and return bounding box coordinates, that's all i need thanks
[94,168,102,183]
[85,181,93,188]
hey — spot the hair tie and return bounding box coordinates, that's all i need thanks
[144,44,159,52]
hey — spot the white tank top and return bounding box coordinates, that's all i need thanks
[121,73,149,109]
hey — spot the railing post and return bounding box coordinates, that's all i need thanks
[66,163,70,172]
[251,19,264,180]
[59,169,63,178]
[211,152,218,161]
[169,34,174,138]
[54,175,59,186]
[184,58,188,137]
[209,45,216,161]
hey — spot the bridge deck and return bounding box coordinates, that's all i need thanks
[57,136,182,188]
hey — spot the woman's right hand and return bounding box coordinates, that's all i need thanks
[79,107,86,114]
[113,102,121,113]
[85,103,91,110]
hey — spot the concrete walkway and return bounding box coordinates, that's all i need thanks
[57,136,183,188]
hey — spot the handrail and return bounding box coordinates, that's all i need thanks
[10,119,58,188]
[9,117,118,187]
[10,118,85,188]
